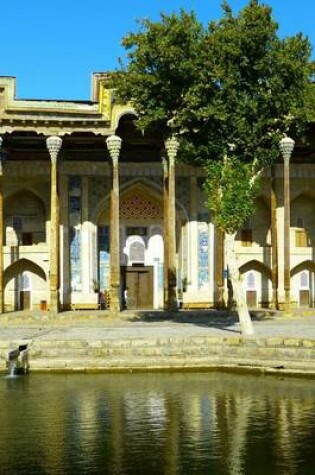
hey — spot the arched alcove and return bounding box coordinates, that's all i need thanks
[4,258,47,311]
[4,258,46,288]
[5,190,46,245]
[239,260,272,308]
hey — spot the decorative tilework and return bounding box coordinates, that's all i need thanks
[98,225,110,290]
[70,227,82,291]
[69,176,82,291]
[198,223,209,288]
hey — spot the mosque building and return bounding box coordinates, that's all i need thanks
[0,73,314,313]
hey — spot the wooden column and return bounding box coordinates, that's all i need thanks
[47,136,62,314]
[270,166,278,309]
[0,142,4,314]
[283,155,291,312]
[280,137,295,313]
[162,155,169,309]
[106,135,122,313]
[165,136,179,311]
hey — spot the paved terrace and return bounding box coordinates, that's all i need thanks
[1,310,315,375]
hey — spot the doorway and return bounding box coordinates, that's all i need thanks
[19,272,31,310]
[19,291,31,310]
[122,266,153,310]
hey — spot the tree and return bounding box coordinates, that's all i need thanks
[115,0,312,335]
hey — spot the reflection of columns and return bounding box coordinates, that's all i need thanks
[106,135,122,313]
[162,154,169,309]
[270,166,278,309]
[165,136,179,311]
[46,136,62,314]
[0,138,4,313]
[280,137,295,313]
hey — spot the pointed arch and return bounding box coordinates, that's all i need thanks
[290,260,315,278]
[4,259,47,288]
[239,260,272,281]
[5,188,46,215]
[92,177,189,225]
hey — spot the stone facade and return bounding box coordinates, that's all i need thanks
[0,74,314,313]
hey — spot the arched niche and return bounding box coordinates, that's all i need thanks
[4,258,47,288]
[5,190,46,245]
[239,259,272,308]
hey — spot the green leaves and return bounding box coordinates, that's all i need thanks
[116,10,205,135]
[204,156,261,234]
[115,1,312,233]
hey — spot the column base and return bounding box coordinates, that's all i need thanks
[167,286,178,311]
[50,290,59,315]
[109,285,121,313]
[0,290,4,314]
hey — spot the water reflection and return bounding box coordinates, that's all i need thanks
[0,373,315,474]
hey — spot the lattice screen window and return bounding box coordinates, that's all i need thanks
[120,194,162,220]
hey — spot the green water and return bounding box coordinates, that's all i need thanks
[0,372,315,474]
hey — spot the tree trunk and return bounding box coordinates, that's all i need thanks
[225,232,254,336]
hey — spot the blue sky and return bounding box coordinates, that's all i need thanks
[2,0,314,100]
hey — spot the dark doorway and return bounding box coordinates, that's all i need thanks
[122,266,154,309]
[20,291,31,310]
[300,290,310,307]
[246,290,257,308]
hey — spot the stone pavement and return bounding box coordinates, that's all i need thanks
[1,309,315,375]
[0,309,315,341]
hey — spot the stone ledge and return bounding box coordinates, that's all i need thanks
[2,336,315,374]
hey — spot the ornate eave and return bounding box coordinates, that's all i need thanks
[0,117,111,136]
[0,75,136,137]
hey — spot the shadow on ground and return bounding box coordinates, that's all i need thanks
[1,308,282,335]
[123,308,281,332]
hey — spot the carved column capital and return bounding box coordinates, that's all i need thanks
[165,135,180,167]
[46,136,63,163]
[106,135,122,166]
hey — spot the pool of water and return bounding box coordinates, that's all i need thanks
[0,372,315,474]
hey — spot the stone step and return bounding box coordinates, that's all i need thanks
[2,336,315,373]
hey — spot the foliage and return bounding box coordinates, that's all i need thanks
[304,81,315,122]
[204,156,261,234]
[115,10,205,136]
[115,0,312,232]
